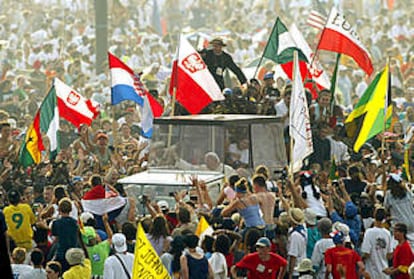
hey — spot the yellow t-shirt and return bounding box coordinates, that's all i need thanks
[3,203,35,249]
[63,259,92,279]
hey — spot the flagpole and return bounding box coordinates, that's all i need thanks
[329,53,341,117]
[253,18,279,79]
[289,51,298,183]
[381,58,391,189]
[167,35,180,147]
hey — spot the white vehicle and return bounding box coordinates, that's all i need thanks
[118,114,286,214]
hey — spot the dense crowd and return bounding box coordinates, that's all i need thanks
[0,0,414,279]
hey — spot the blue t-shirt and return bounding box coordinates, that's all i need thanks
[52,216,79,259]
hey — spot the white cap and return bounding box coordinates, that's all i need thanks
[112,233,127,253]
[157,200,169,210]
[80,212,94,224]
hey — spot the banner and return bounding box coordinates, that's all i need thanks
[133,223,171,279]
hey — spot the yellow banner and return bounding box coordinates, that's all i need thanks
[132,222,171,279]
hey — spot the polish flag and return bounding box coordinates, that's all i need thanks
[169,36,224,114]
[317,7,373,76]
[54,78,99,127]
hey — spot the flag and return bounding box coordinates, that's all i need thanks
[54,78,99,128]
[289,51,313,173]
[81,185,126,215]
[328,158,339,180]
[330,54,341,113]
[19,88,60,167]
[140,93,163,138]
[345,65,392,152]
[263,18,309,81]
[317,7,373,76]
[306,0,328,30]
[195,215,214,246]
[133,222,170,279]
[109,52,164,136]
[289,24,331,91]
[109,52,144,106]
[169,36,224,114]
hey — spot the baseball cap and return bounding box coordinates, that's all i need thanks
[263,72,274,80]
[80,212,94,225]
[255,237,271,247]
[112,233,127,253]
[157,200,169,211]
[82,226,97,244]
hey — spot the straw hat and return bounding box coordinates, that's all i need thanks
[289,208,305,225]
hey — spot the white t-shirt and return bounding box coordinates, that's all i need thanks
[27,268,47,279]
[103,253,134,279]
[303,185,327,217]
[11,264,33,279]
[208,252,228,279]
[288,228,307,276]
[311,238,335,279]
[360,227,392,279]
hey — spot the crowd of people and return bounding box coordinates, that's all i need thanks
[0,0,414,278]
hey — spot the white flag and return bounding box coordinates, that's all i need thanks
[289,52,313,173]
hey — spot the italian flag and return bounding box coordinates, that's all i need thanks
[262,18,309,82]
[19,88,60,167]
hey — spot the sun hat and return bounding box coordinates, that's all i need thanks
[304,208,317,225]
[65,248,85,266]
[295,258,315,273]
[289,208,305,225]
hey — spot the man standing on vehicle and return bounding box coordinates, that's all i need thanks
[201,38,247,90]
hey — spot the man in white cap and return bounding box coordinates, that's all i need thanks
[103,233,134,279]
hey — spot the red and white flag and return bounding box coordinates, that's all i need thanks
[54,78,99,127]
[289,24,331,92]
[81,184,126,215]
[169,36,224,114]
[317,7,373,76]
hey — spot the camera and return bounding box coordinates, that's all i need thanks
[332,180,339,187]
[140,195,149,204]
[274,168,288,180]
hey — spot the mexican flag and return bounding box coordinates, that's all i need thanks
[19,88,60,167]
[263,17,309,82]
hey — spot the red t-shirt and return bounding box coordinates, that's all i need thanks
[393,240,414,279]
[235,252,287,279]
[325,246,361,279]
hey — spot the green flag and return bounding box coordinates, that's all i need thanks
[262,18,308,64]
[345,65,392,152]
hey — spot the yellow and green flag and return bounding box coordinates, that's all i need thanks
[345,65,392,152]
